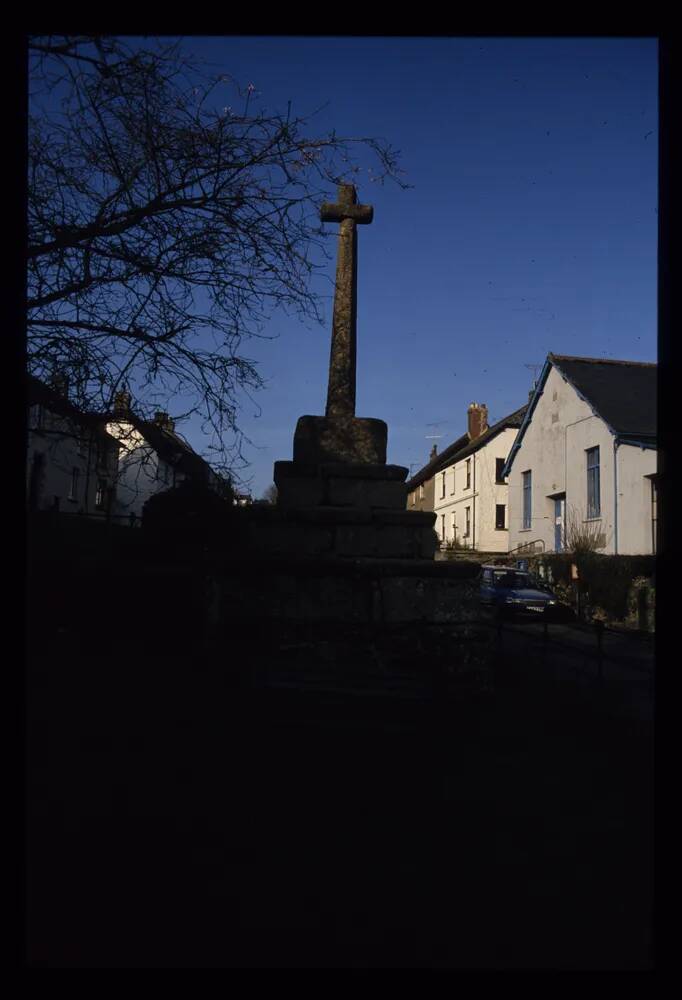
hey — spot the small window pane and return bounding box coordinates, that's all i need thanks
[522,471,532,529]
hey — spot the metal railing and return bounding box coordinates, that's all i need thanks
[507,538,546,556]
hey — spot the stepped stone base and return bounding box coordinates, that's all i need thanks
[240,503,437,560]
[206,548,487,627]
[274,460,409,511]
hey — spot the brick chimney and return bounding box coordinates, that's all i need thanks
[467,402,488,440]
[50,371,69,398]
[113,389,132,418]
[154,411,175,433]
[430,443,438,460]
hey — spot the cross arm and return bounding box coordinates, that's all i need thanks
[320,203,374,224]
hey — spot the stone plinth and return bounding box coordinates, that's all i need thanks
[293,415,387,465]
[207,544,486,626]
[239,503,437,561]
[271,455,434,560]
[274,459,408,511]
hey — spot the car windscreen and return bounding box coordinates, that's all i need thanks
[493,573,533,588]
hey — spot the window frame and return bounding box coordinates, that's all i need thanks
[586,446,600,518]
[495,504,506,530]
[522,470,532,529]
[95,478,108,509]
[495,458,506,484]
[68,466,80,502]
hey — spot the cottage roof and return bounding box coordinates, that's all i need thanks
[28,375,218,482]
[123,414,215,484]
[28,375,117,444]
[550,354,657,440]
[406,404,528,491]
[502,354,657,478]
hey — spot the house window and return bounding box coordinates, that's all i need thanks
[495,504,506,530]
[440,513,446,540]
[651,477,658,555]
[451,511,456,538]
[522,471,532,529]
[28,452,45,510]
[440,472,446,499]
[496,458,506,484]
[68,467,79,501]
[586,447,600,518]
[97,440,113,471]
[95,479,107,509]
[464,506,471,537]
[465,459,471,489]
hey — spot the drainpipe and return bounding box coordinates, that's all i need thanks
[83,426,92,515]
[613,437,620,555]
[472,452,476,551]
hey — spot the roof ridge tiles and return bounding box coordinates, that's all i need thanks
[549,353,656,368]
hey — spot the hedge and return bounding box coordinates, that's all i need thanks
[529,552,655,621]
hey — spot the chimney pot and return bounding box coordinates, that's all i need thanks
[113,390,131,418]
[430,443,438,460]
[154,411,175,432]
[50,371,69,398]
[467,402,489,440]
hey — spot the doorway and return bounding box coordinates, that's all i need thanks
[553,494,566,552]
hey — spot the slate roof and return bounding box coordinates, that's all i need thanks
[549,354,657,441]
[120,413,215,484]
[502,354,657,478]
[28,375,118,447]
[28,375,103,428]
[406,404,528,491]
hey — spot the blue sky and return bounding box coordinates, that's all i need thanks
[177,36,658,495]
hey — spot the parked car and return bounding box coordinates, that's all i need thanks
[479,564,574,620]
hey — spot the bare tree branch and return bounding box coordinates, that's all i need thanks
[28,35,408,481]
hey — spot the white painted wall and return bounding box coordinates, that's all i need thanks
[433,427,518,553]
[27,404,110,514]
[507,366,657,555]
[616,442,657,555]
[105,421,179,519]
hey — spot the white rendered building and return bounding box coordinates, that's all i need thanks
[433,402,527,553]
[503,354,657,556]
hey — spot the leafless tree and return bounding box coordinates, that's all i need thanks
[261,483,278,505]
[28,35,406,481]
[563,504,608,558]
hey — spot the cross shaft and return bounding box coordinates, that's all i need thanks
[320,183,373,419]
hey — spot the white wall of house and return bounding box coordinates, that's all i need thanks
[105,420,181,519]
[27,404,112,514]
[433,427,518,552]
[616,443,657,555]
[507,366,657,555]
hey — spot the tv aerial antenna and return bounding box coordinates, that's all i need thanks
[425,419,445,441]
[524,362,542,388]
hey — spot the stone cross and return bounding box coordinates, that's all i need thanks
[320,183,373,420]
